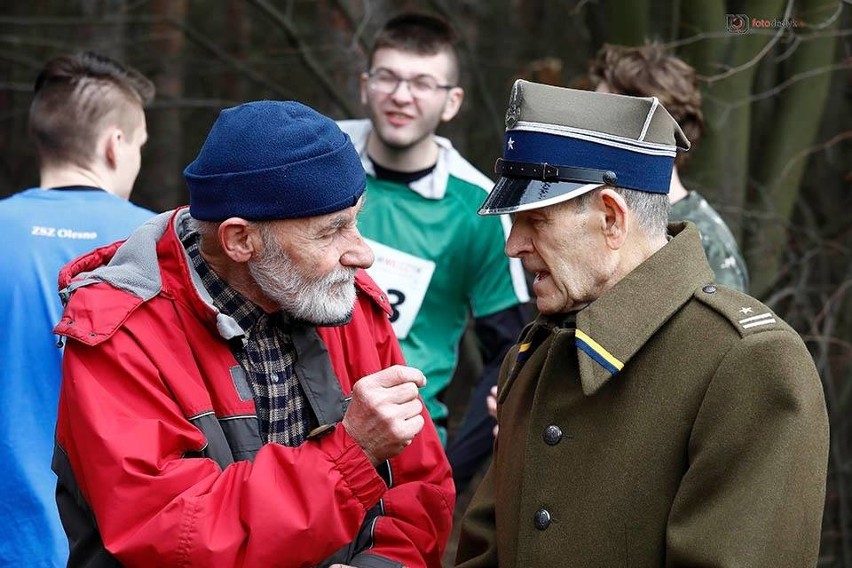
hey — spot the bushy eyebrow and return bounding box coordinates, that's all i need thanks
[315,197,365,236]
[321,215,350,233]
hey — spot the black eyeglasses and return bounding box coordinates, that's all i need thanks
[367,68,454,98]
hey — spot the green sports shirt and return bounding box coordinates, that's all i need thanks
[338,120,529,443]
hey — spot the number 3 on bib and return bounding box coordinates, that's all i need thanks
[364,239,435,340]
[386,289,406,324]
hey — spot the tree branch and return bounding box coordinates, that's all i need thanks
[425,0,504,148]
[0,15,297,100]
[247,0,359,116]
[699,0,794,84]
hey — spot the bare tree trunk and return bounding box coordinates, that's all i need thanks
[746,0,842,296]
[248,0,360,117]
[680,0,788,244]
[79,0,127,61]
[140,0,188,211]
[603,0,650,45]
[221,0,251,104]
[316,0,367,118]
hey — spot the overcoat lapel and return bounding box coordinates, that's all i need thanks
[576,223,714,396]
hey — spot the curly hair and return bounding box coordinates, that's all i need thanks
[589,43,702,167]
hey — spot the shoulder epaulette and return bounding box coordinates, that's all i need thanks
[693,284,794,337]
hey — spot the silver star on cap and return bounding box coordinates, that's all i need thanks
[507,137,515,150]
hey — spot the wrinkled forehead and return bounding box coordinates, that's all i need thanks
[280,195,366,235]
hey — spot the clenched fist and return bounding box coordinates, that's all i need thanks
[342,365,426,465]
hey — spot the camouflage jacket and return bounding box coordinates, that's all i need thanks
[670,191,749,292]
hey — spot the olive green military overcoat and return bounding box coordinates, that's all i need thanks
[456,223,829,568]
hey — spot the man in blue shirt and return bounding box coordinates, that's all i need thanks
[0,51,155,567]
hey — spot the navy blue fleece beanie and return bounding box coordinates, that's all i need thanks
[184,101,365,221]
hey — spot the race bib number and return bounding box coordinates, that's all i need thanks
[364,239,435,339]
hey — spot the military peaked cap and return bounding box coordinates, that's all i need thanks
[479,79,691,215]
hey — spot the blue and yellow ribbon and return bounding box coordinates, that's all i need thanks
[575,330,624,375]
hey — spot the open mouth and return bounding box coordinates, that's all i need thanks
[531,271,552,294]
[385,112,412,126]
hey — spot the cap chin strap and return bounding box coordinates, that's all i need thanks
[495,158,617,186]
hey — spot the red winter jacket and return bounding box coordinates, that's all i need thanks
[52,208,454,568]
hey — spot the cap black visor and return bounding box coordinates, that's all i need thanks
[478,177,601,216]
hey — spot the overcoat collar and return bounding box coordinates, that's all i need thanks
[573,222,714,395]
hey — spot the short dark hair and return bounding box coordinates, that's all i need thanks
[369,13,461,83]
[28,51,155,169]
[589,43,702,167]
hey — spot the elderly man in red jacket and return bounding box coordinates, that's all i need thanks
[53,101,454,568]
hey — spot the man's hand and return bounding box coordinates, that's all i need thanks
[342,365,426,465]
[487,384,499,438]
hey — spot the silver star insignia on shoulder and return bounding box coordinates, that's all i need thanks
[739,307,753,315]
[507,137,515,150]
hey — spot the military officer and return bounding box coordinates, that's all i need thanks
[455,80,829,567]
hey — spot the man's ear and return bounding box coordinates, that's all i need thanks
[359,72,370,106]
[218,218,260,263]
[103,127,122,170]
[440,86,464,122]
[598,187,629,251]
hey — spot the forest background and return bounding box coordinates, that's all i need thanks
[1,0,850,565]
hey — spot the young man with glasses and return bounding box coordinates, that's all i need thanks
[338,13,529,488]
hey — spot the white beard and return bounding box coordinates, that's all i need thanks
[248,236,357,326]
